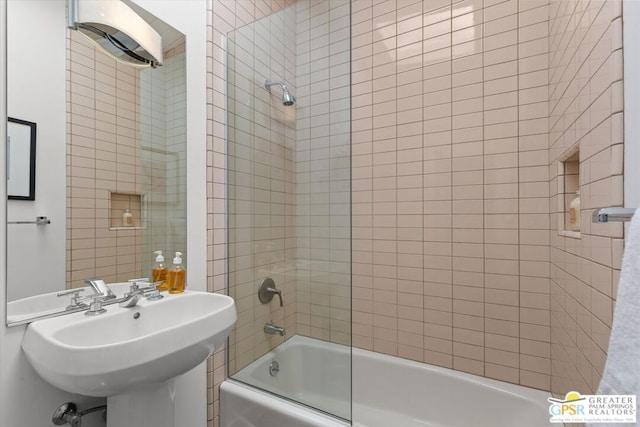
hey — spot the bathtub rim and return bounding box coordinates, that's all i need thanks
[352,344,551,405]
[226,335,552,427]
[221,378,351,427]
[229,335,353,420]
[234,335,550,404]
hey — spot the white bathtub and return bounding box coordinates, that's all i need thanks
[221,335,551,427]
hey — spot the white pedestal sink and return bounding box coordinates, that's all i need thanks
[21,291,236,427]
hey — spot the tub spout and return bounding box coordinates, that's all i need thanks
[264,322,285,336]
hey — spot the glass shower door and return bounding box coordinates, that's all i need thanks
[225,0,351,421]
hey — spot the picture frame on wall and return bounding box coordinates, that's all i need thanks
[7,117,36,200]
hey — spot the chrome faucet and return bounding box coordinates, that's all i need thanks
[264,322,286,336]
[84,279,116,300]
[57,288,89,310]
[119,278,164,308]
[119,292,144,308]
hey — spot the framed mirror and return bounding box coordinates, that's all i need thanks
[7,117,36,200]
[6,0,187,325]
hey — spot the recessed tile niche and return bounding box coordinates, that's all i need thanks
[109,192,144,230]
[558,149,580,238]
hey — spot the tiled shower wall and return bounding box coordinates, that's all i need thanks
[139,45,188,273]
[211,2,352,423]
[548,0,624,396]
[206,1,295,424]
[226,6,298,372]
[208,1,627,424]
[67,31,144,286]
[294,0,352,345]
[351,0,552,390]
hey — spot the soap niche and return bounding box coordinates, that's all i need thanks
[110,192,145,230]
[558,148,581,238]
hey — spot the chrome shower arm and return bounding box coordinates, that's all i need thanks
[264,80,296,106]
[264,80,286,91]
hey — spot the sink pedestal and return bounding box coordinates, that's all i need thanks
[107,380,176,427]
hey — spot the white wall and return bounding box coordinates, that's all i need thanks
[1,3,106,427]
[0,1,208,426]
[6,0,66,300]
[624,0,640,210]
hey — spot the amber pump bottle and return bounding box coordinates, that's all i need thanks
[152,250,169,291]
[168,252,186,294]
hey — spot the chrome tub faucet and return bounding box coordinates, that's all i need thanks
[264,322,286,336]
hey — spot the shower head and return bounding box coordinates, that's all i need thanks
[281,87,295,106]
[265,80,296,106]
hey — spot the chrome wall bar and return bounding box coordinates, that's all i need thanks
[592,208,636,223]
[7,216,50,225]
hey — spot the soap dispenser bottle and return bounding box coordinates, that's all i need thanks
[152,250,169,291]
[168,252,186,294]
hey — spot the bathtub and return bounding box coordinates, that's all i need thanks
[221,335,551,427]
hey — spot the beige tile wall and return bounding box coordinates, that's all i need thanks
[67,32,187,289]
[226,5,298,373]
[210,2,352,424]
[139,44,188,273]
[67,31,144,287]
[351,0,552,390]
[208,1,626,425]
[295,0,352,345]
[548,0,624,396]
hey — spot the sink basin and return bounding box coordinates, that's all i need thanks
[21,290,236,397]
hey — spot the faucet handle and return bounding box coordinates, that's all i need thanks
[258,277,284,307]
[267,288,283,307]
[57,288,88,310]
[131,279,164,291]
[57,288,85,297]
[141,280,164,288]
[143,281,165,301]
[127,277,150,291]
[126,279,164,301]
[85,295,107,316]
[127,277,149,289]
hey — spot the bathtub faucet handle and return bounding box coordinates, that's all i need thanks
[258,277,284,307]
[268,287,283,307]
